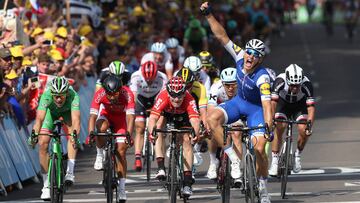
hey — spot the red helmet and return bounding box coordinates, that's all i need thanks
[141,61,157,82]
[166,76,186,97]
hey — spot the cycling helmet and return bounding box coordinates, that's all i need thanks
[141,61,158,82]
[166,76,187,97]
[245,39,265,57]
[285,64,303,85]
[176,68,195,84]
[102,74,122,93]
[109,60,126,76]
[150,42,167,53]
[165,38,179,49]
[50,76,69,95]
[183,56,202,72]
[220,67,237,83]
[199,51,213,66]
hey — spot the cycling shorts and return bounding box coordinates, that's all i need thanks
[135,95,156,122]
[41,109,71,133]
[218,95,265,136]
[97,108,127,143]
[275,97,308,121]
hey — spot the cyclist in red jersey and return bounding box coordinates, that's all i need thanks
[148,77,201,197]
[88,75,135,201]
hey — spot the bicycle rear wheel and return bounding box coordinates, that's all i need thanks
[219,151,230,203]
[245,155,256,203]
[104,149,113,203]
[281,140,291,199]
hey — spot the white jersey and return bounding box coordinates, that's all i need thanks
[129,70,168,98]
[208,80,231,106]
[140,52,173,73]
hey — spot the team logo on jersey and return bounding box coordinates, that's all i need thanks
[233,44,241,54]
[260,83,271,95]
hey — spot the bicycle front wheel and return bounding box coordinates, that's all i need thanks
[220,152,231,203]
[145,132,151,182]
[281,140,291,199]
[169,147,177,203]
[50,155,63,203]
[104,149,113,203]
[245,155,256,203]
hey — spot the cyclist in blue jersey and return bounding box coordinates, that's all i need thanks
[201,2,273,203]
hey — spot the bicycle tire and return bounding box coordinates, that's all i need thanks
[221,152,231,203]
[145,131,151,182]
[245,155,256,203]
[281,139,291,199]
[170,147,177,203]
[104,149,113,203]
[50,155,63,203]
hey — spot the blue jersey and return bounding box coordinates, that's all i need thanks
[236,59,271,106]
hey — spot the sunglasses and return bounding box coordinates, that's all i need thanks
[169,92,185,99]
[223,83,237,89]
[106,91,120,97]
[52,94,66,99]
[245,49,261,58]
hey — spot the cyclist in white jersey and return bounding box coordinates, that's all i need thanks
[141,42,173,79]
[165,37,185,73]
[184,56,211,95]
[129,61,168,171]
[207,68,243,187]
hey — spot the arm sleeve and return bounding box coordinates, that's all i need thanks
[271,77,285,101]
[198,84,208,109]
[256,74,271,101]
[125,89,135,115]
[37,91,52,111]
[150,91,167,117]
[89,90,101,115]
[70,91,80,111]
[186,96,200,119]
[224,40,245,62]
[208,84,219,106]
[302,81,315,106]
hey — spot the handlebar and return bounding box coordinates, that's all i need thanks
[91,130,131,147]
[273,118,308,125]
[223,125,266,132]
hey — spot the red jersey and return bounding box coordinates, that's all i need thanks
[151,89,199,119]
[90,86,135,116]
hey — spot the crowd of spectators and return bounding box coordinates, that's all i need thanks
[0,0,305,127]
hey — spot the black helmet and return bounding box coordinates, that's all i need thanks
[102,74,122,93]
[176,68,195,85]
[199,51,213,67]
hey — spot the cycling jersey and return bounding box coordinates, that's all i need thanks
[271,73,315,105]
[38,86,80,131]
[190,81,208,109]
[208,80,231,106]
[129,70,167,98]
[140,52,173,74]
[90,86,135,136]
[171,46,186,71]
[151,89,199,119]
[198,70,211,94]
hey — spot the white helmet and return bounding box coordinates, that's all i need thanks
[245,39,266,57]
[183,56,201,72]
[220,67,237,83]
[165,38,179,49]
[151,42,166,53]
[285,64,303,85]
[109,60,126,76]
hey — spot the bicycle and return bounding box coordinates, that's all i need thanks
[223,124,267,203]
[143,111,155,182]
[152,127,194,203]
[29,120,79,203]
[91,129,131,203]
[273,118,309,199]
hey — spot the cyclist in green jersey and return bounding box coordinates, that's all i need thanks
[31,76,81,200]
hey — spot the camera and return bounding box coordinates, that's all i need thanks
[43,40,53,45]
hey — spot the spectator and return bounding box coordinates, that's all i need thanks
[183,18,209,55]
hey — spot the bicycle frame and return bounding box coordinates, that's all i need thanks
[274,118,307,199]
[153,128,194,203]
[93,130,129,203]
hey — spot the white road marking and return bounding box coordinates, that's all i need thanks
[345,182,360,187]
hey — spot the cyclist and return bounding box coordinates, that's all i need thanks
[96,60,127,91]
[31,76,80,200]
[88,74,135,201]
[148,76,201,197]
[201,2,273,202]
[268,64,315,176]
[129,61,168,171]
[141,42,173,79]
[207,67,243,185]
[165,37,185,73]
[184,55,211,93]
[199,51,220,85]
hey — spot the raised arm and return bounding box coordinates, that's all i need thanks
[200,2,230,45]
